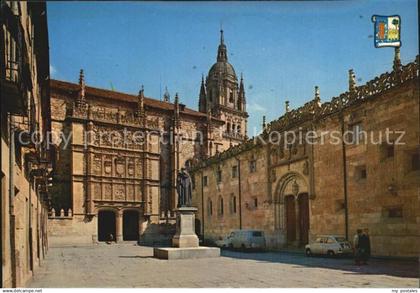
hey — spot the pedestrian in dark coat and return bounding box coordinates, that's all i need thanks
[358,230,370,265]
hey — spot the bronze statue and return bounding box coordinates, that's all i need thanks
[176,168,192,207]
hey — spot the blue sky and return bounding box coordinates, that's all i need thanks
[47,1,418,134]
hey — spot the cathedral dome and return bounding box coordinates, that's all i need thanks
[208,61,237,80]
[207,30,237,81]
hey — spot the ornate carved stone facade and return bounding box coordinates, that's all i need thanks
[191,53,420,257]
[48,32,247,244]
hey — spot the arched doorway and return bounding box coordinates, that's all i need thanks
[98,210,116,242]
[298,193,309,246]
[285,195,296,243]
[274,172,310,247]
[123,210,139,241]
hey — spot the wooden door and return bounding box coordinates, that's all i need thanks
[298,193,309,246]
[285,195,296,243]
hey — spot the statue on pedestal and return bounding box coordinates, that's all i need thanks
[176,168,192,207]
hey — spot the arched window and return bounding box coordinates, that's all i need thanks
[229,89,234,103]
[207,198,213,216]
[218,196,224,216]
[230,194,237,214]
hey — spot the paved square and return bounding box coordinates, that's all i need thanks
[28,243,419,287]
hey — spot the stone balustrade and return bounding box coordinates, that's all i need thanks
[49,208,73,219]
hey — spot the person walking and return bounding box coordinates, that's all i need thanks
[358,229,370,265]
[353,229,362,265]
[362,228,371,264]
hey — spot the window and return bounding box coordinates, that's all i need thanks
[218,196,224,216]
[207,199,213,216]
[253,198,258,208]
[348,123,365,144]
[252,231,263,237]
[386,144,394,158]
[230,194,237,214]
[360,168,367,179]
[388,207,403,218]
[216,169,222,183]
[231,166,238,178]
[192,175,195,190]
[355,165,367,180]
[203,176,208,187]
[249,160,257,173]
[327,238,335,244]
[229,89,234,103]
[411,153,420,171]
[381,143,395,161]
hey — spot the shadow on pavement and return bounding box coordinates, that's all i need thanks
[118,255,155,259]
[220,249,419,279]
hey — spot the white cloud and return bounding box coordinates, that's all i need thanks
[247,101,267,112]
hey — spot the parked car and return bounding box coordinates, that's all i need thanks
[214,236,230,248]
[305,235,352,257]
[216,230,266,251]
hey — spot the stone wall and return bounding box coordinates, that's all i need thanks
[191,57,420,257]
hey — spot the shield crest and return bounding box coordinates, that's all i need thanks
[115,158,125,175]
[104,161,112,174]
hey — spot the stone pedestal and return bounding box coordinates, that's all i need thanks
[153,207,220,259]
[172,207,199,248]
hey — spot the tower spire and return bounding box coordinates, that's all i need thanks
[217,29,228,62]
[163,86,170,102]
[199,74,207,113]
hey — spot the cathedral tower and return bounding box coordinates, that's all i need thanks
[199,30,248,144]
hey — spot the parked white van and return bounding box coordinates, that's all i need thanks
[217,230,266,250]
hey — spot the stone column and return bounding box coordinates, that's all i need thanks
[295,196,300,246]
[116,209,123,242]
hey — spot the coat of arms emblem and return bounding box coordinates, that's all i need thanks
[372,15,401,48]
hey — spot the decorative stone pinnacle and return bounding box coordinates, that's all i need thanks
[175,93,179,104]
[79,69,85,86]
[137,85,145,115]
[393,47,402,71]
[285,100,290,113]
[314,86,320,100]
[77,69,86,108]
[349,69,356,92]
[262,115,266,130]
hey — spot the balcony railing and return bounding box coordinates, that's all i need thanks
[223,131,245,140]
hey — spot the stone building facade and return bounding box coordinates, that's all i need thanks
[48,31,248,244]
[1,1,51,287]
[191,52,420,258]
